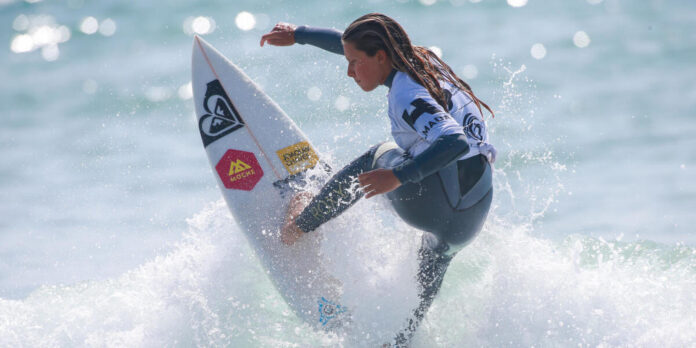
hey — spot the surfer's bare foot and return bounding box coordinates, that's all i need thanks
[281,192,312,245]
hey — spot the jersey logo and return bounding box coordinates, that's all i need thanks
[199,79,245,147]
[401,98,441,130]
[420,114,454,138]
[462,112,485,142]
[401,88,455,130]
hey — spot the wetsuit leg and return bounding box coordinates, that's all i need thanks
[393,232,453,347]
[294,142,400,233]
[386,157,493,346]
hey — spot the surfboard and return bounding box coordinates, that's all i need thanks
[191,36,350,330]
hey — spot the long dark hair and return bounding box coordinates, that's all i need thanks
[342,13,494,118]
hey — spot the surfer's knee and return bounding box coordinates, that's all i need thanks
[368,142,402,170]
[347,142,400,172]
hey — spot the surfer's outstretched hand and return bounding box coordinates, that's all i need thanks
[358,169,402,199]
[260,22,297,47]
[281,192,312,245]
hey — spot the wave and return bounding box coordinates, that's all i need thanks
[1,196,694,347]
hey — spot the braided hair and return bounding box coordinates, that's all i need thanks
[342,13,494,118]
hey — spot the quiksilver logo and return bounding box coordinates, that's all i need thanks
[199,79,244,147]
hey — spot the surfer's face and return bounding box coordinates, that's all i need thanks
[343,42,391,92]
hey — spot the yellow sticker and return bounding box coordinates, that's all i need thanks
[276,141,319,175]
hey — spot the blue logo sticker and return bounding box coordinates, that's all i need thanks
[317,297,347,326]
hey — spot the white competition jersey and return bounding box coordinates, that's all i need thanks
[387,71,492,160]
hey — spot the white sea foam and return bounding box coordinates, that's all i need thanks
[2,198,695,346]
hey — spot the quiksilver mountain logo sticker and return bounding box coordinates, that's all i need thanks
[199,79,244,147]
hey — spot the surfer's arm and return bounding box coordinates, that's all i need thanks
[392,133,469,184]
[294,26,344,55]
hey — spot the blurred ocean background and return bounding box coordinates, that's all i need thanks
[1,0,695,346]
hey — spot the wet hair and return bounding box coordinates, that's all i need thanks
[342,13,494,118]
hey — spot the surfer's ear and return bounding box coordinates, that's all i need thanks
[376,49,389,64]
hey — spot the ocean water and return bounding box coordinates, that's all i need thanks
[1,0,695,346]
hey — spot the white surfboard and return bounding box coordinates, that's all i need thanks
[191,36,350,329]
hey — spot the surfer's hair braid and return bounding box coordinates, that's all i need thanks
[342,13,494,118]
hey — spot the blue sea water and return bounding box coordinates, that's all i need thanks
[1,0,695,346]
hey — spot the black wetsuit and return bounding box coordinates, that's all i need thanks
[293,26,494,347]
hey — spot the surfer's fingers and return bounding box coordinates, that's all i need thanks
[358,172,380,188]
[357,172,372,185]
[364,190,377,199]
[357,179,372,193]
[365,183,387,198]
[359,181,378,199]
[260,33,270,46]
[268,38,289,46]
[260,32,279,46]
[260,32,293,47]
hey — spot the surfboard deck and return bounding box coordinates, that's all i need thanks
[191,36,351,330]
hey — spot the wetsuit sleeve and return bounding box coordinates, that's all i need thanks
[294,26,344,55]
[392,133,469,184]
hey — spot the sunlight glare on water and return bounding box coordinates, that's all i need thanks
[334,96,350,112]
[41,43,59,61]
[462,64,478,80]
[80,16,98,35]
[145,86,172,102]
[428,45,442,58]
[10,16,71,57]
[507,0,528,8]
[573,30,591,48]
[12,14,30,31]
[98,18,116,36]
[192,16,215,35]
[530,43,547,59]
[178,82,193,100]
[307,86,322,101]
[10,34,33,53]
[235,11,256,31]
[184,16,216,36]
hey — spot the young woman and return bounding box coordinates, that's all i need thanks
[261,13,496,346]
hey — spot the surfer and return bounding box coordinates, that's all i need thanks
[261,13,496,346]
